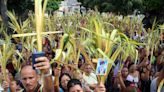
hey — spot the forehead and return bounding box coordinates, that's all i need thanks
[61,75,70,80]
[21,66,37,78]
[85,64,91,67]
[70,85,83,92]
[122,68,128,71]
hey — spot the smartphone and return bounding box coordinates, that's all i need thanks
[32,52,45,69]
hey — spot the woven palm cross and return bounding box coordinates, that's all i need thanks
[12,0,62,52]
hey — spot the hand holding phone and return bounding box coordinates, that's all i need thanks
[32,52,45,69]
[32,52,51,75]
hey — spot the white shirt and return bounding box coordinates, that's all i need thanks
[83,72,98,85]
[126,74,139,87]
[126,74,139,83]
[0,85,4,92]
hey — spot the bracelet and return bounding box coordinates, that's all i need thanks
[43,69,52,77]
[44,73,51,77]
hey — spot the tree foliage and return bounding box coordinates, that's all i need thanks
[7,0,60,16]
[6,0,164,16]
[78,0,164,15]
[143,0,164,12]
[47,0,60,13]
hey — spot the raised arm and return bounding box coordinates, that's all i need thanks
[34,57,54,92]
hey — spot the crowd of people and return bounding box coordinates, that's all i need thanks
[0,52,106,92]
[0,34,164,92]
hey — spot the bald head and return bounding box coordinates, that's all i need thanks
[20,65,36,74]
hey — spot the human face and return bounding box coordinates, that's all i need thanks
[53,67,61,76]
[78,73,83,82]
[129,64,136,73]
[0,69,11,83]
[10,81,17,92]
[8,72,14,81]
[121,67,128,77]
[10,81,22,92]
[21,66,38,92]
[84,65,92,74]
[61,75,71,90]
[62,66,71,74]
[69,85,83,92]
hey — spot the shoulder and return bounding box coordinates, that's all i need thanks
[0,85,4,91]
[90,73,96,77]
[126,74,133,82]
[151,78,157,85]
[59,87,64,92]
[150,78,158,92]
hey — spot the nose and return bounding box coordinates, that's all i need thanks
[64,81,67,85]
[26,79,30,84]
[64,80,69,86]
